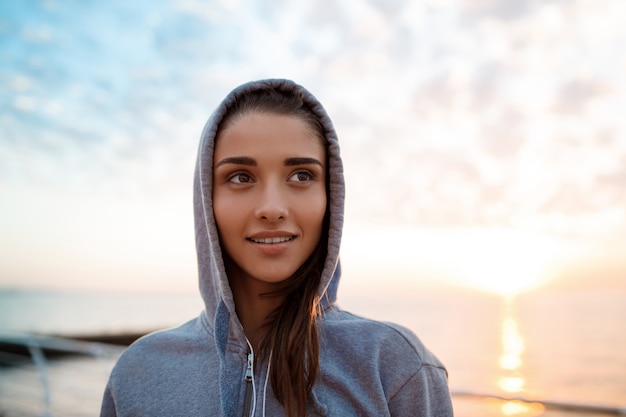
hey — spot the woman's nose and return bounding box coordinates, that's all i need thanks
[254,184,288,222]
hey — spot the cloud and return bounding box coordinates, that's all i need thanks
[479,106,526,158]
[552,78,611,115]
[462,0,533,22]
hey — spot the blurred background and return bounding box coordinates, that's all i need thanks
[1,1,625,416]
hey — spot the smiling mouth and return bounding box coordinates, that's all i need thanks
[248,236,295,244]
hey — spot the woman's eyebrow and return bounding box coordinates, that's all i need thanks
[284,157,323,167]
[215,156,257,168]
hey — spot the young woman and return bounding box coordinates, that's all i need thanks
[100,79,453,417]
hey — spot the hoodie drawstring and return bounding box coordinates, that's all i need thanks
[244,339,272,417]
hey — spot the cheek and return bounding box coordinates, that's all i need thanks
[213,193,239,237]
[303,192,327,238]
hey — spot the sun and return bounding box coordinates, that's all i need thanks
[341,223,567,297]
[448,229,559,297]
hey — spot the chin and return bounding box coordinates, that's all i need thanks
[256,272,295,284]
[251,267,300,284]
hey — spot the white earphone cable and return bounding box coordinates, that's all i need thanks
[262,351,272,417]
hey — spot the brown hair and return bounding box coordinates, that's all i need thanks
[217,85,329,417]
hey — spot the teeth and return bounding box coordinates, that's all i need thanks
[251,236,293,244]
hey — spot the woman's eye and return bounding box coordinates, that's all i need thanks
[289,171,313,182]
[228,173,253,184]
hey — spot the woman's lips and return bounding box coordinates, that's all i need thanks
[247,235,296,255]
[248,236,294,244]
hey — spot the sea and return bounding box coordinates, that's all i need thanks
[0,287,625,417]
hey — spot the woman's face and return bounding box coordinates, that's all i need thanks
[213,112,327,286]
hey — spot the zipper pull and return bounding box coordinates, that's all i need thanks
[246,352,254,381]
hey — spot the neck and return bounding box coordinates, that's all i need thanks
[227,265,285,351]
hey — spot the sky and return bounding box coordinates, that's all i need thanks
[1,0,625,296]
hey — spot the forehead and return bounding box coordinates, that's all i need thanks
[214,112,325,160]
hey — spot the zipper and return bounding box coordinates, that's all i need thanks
[242,352,254,417]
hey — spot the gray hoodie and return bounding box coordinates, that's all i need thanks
[100,79,453,417]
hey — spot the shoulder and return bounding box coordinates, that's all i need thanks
[103,316,223,414]
[317,308,451,411]
[123,316,207,356]
[109,316,212,382]
[320,308,446,372]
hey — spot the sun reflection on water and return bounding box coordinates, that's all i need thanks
[498,312,526,394]
[499,317,525,371]
[496,304,545,416]
[501,401,545,417]
[499,376,525,393]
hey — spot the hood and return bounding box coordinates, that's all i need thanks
[193,79,345,348]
